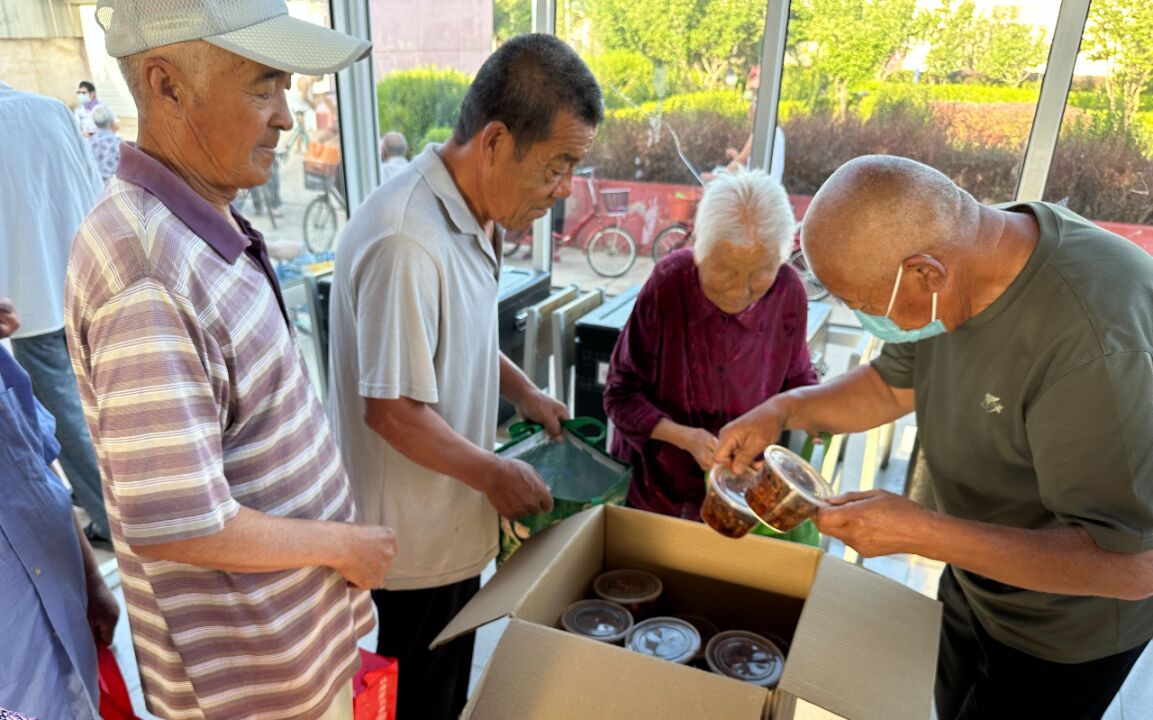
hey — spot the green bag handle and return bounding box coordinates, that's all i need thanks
[799,431,833,464]
[504,417,609,449]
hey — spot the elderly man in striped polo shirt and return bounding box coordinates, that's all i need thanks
[64,2,396,718]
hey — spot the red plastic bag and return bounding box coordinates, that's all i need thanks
[97,645,140,720]
[353,649,398,720]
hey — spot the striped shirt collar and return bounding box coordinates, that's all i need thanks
[117,142,255,263]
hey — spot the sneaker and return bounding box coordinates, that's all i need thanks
[84,523,113,550]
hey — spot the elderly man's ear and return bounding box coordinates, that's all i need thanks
[905,255,947,292]
[140,57,194,118]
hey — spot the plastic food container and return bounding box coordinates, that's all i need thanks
[701,465,763,538]
[593,568,663,618]
[560,599,634,644]
[705,630,786,688]
[674,613,720,664]
[625,616,701,665]
[745,445,833,533]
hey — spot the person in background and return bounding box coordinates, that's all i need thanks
[328,33,602,720]
[66,1,394,717]
[73,81,115,138]
[0,78,109,546]
[0,299,120,720]
[604,170,818,542]
[378,130,409,182]
[86,105,121,182]
[718,154,1153,718]
[722,65,785,184]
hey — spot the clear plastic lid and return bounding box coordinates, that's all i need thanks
[705,630,785,687]
[764,445,832,506]
[593,569,663,606]
[707,466,763,522]
[560,599,634,643]
[625,616,701,664]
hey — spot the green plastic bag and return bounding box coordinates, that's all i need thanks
[496,417,631,564]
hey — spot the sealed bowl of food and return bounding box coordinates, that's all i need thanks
[625,616,701,665]
[560,599,634,644]
[702,465,763,538]
[593,568,663,618]
[705,630,785,688]
[674,613,720,664]
[745,445,832,533]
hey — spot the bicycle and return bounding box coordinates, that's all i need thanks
[503,167,638,278]
[302,144,345,253]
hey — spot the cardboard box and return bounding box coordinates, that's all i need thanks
[435,505,941,720]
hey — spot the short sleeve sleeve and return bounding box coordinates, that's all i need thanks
[871,340,917,389]
[1028,352,1153,553]
[88,280,240,545]
[353,236,441,404]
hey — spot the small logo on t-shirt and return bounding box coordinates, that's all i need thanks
[981,393,1004,414]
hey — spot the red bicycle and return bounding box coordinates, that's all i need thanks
[502,168,638,277]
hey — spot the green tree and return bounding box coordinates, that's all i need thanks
[588,0,764,91]
[790,0,919,118]
[921,2,1046,86]
[493,0,532,45]
[1084,0,1153,135]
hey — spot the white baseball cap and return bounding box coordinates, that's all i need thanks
[96,0,371,75]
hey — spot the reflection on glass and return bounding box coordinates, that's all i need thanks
[1042,0,1153,245]
[555,0,768,293]
[779,0,1059,204]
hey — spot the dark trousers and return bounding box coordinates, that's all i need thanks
[935,566,1148,719]
[372,576,480,720]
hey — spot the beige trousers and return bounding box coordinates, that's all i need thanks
[316,682,354,720]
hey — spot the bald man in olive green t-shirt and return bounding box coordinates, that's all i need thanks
[718,155,1153,719]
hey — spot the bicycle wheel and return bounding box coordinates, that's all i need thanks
[586,226,637,278]
[303,196,339,253]
[787,248,829,301]
[652,224,691,263]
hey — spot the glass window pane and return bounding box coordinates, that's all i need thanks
[555,0,768,293]
[1042,0,1153,247]
[779,0,1061,205]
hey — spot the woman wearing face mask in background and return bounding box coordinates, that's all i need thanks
[73,81,116,137]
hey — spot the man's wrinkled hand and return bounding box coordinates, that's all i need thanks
[482,457,553,519]
[813,489,931,558]
[516,389,570,439]
[338,524,397,590]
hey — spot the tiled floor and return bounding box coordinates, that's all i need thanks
[93,309,1153,718]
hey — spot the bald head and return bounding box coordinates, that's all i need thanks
[801,155,980,290]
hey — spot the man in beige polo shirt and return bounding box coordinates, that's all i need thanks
[329,34,604,720]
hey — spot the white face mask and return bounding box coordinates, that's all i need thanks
[77,92,90,102]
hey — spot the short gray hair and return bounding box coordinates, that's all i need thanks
[692,169,794,265]
[92,105,115,129]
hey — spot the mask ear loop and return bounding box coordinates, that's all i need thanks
[884,263,905,318]
[931,292,938,322]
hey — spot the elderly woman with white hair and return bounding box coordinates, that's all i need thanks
[85,105,120,181]
[604,169,819,541]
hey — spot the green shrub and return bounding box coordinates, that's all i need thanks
[377,67,471,153]
[1044,131,1153,225]
[586,49,659,109]
[608,89,747,124]
[587,111,746,183]
[417,125,454,154]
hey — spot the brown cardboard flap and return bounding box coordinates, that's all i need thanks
[431,505,606,648]
[463,619,771,719]
[604,504,821,599]
[778,558,942,720]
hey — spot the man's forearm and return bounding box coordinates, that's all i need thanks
[131,505,355,573]
[498,352,538,407]
[779,364,914,435]
[912,514,1153,601]
[364,396,496,492]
